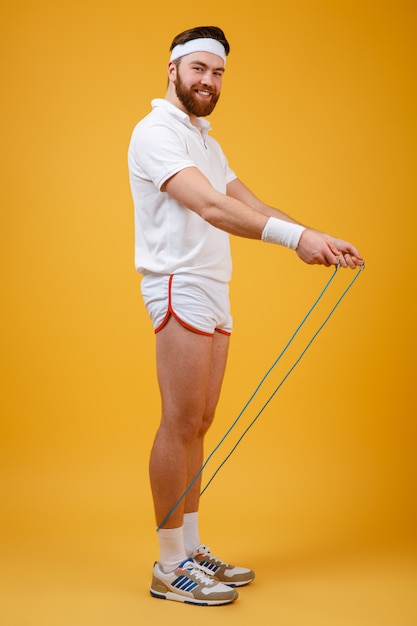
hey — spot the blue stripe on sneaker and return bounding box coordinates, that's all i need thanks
[201,560,219,573]
[182,579,198,592]
[172,575,198,592]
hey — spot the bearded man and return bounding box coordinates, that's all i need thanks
[128,25,363,606]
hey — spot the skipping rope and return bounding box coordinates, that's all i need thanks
[157,262,365,531]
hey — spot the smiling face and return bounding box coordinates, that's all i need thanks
[169,52,224,118]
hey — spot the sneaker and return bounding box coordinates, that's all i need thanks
[192,545,255,587]
[150,558,239,605]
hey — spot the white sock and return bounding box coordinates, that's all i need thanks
[158,526,187,572]
[183,512,201,556]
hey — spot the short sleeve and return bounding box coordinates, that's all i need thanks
[131,123,195,190]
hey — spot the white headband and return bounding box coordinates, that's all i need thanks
[170,38,227,65]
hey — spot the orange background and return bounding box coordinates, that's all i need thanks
[1,1,416,624]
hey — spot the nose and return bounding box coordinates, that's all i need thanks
[201,70,215,87]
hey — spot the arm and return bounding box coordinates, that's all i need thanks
[163,167,268,239]
[163,168,363,268]
[226,178,302,223]
[227,178,364,268]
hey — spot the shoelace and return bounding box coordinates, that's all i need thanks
[182,560,216,585]
[196,545,227,567]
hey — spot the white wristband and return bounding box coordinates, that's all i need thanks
[261,217,305,250]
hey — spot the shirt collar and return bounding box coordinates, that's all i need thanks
[151,98,212,133]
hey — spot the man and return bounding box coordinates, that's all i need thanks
[128,26,363,606]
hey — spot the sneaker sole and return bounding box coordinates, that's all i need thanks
[217,572,256,587]
[150,588,237,605]
[220,578,254,588]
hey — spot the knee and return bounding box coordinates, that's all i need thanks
[161,409,205,447]
[160,400,216,445]
[197,408,216,438]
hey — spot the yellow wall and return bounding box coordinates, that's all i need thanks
[1,0,416,623]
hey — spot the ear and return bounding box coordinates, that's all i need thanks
[167,61,177,83]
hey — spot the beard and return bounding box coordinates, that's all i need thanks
[175,72,220,117]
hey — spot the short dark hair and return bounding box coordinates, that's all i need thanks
[169,26,230,56]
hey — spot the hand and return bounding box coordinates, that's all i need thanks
[296,229,364,268]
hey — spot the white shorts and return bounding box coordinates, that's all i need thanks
[140,273,233,336]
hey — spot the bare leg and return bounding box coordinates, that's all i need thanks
[184,330,229,514]
[150,317,230,529]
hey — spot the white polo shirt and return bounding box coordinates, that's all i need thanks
[128,99,237,283]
